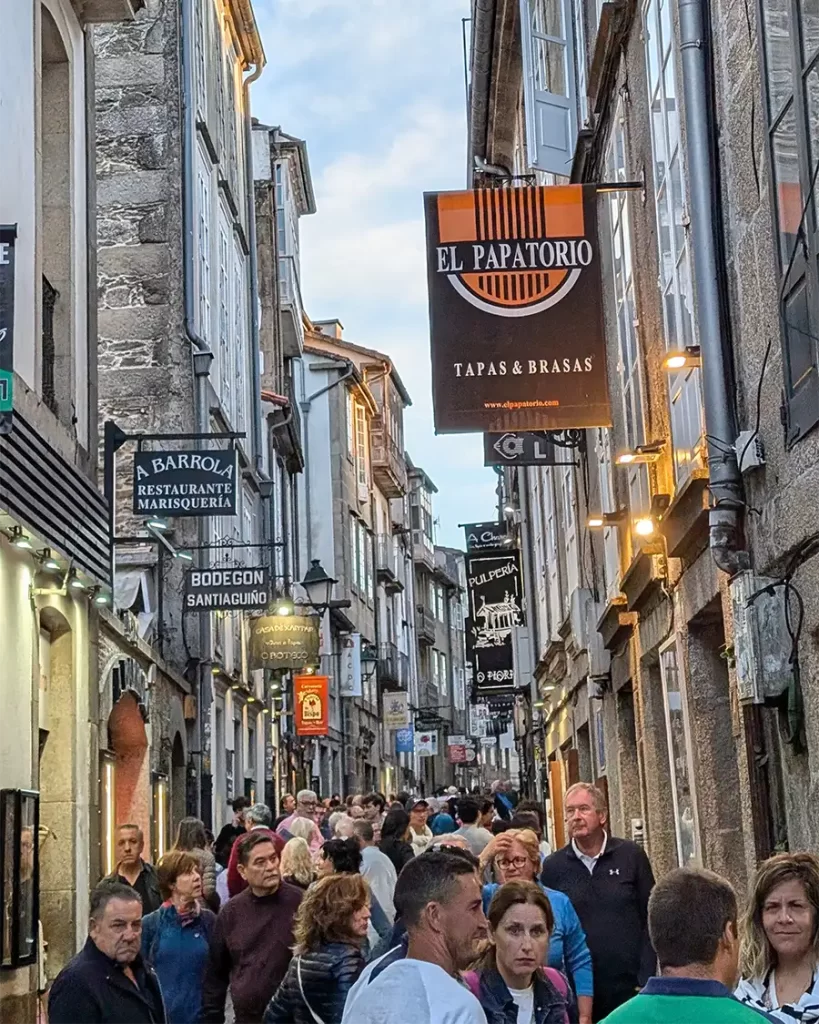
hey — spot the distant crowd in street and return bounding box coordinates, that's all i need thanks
[45,780,819,1024]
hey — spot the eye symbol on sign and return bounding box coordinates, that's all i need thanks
[494,433,524,460]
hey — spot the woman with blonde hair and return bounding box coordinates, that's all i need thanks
[481,828,593,1024]
[281,836,314,890]
[290,815,319,844]
[263,873,369,1023]
[736,852,819,1021]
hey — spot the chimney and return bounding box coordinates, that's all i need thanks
[314,318,344,340]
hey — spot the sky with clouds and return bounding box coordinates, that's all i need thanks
[251,0,498,548]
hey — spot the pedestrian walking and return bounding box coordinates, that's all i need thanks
[263,873,369,1023]
[492,781,516,822]
[276,789,324,853]
[454,798,494,856]
[362,793,388,843]
[102,824,162,914]
[514,801,552,860]
[200,832,302,1023]
[482,828,593,1023]
[214,797,250,868]
[541,783,654,1021]
[226,803,282,897]
[273,793,296,830]
[354,820,398,923]
[429,798,458,836]
[173,817,218,910]
[140,850,216,1024]
[463,880,572,1024]
[281,836,315,890]
[379,807,415,875]
[316,836,392,946]
[600,867,775,1024]
[342,847,489,1024]
[479,800,496,832]
[736,852,819,1021]
[49,882,166,1024]
[409,798,434,855]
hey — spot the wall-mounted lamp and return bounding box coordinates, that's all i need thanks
[662,346,701,371]
[68,570,86,592]
[2,526,33,549]
[633,494,671,539]
[587,510,627,529]
[174,550,194,563]
[615,441,666,465]
[273,597,294,617]
[37,548,62,572]
[145,517,169,532]
[92,587,112,606]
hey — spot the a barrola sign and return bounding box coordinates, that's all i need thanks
[133,449,238,516]
[424,184,610,433]
[184,567,270,611]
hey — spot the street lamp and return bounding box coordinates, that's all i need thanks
[361,641,378,681]
[299,559,337,616]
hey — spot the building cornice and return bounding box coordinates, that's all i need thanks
[228,0,266,68]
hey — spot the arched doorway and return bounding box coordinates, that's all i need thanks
[171,732,186,833]
[108,691,150,854]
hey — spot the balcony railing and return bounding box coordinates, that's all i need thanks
[378,641,410,690]
[371,424,407,498]
[376,534,403,592]
[415,605,436,645]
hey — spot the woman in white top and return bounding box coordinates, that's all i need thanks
[736,852,819,1022]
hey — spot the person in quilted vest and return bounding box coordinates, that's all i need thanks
[463,881,573,1024]
[263,873,369,1024]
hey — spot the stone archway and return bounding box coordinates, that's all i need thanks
[108,692,150,845]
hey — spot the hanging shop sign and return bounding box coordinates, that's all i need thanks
[184,567,270,611]
[0,225,16,435]
[395,727,415,754]
[132,448,238,516]
[483,431,578,466]
[417,730,439,757]
[339,632,362,697]
[294,674,329,736]
[248,615,319,669]
[468,703,490,738]
[424,184,610,433]
[463,521,511,553]
[382,691,410,730]
[448,743,467,764]
[466,549,523,696]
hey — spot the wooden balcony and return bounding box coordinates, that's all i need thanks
[371,418,407,498]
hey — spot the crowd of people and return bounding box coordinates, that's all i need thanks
[45,781,819,1023]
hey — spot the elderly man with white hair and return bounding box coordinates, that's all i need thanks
[275,789,324,853]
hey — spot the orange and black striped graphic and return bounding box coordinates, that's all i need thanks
[436,185,586,315]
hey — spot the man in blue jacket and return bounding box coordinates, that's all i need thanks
[541,782,656,1022]
[49,882,166,1023]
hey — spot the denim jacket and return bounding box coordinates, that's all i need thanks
[469,966,570,1024]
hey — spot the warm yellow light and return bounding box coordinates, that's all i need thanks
[587,516,605,528]
[102,758,116,876]
[634,516,655,537]
[665,354,688,369]
[616,452,636,465]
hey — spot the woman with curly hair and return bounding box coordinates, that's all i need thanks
[481,829,593,1024]
[263,873,370,1024]
[281,836,314,890]
[736,852,819,1022]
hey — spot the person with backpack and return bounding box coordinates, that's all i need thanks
[463,881,573,1024]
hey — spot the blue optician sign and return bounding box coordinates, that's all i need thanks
[395,727,414,754]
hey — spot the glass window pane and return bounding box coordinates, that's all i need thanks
[784,278,815,388]
[807,62,819,230]
[657,182,672,284]
[772,102,802,269]
[531,0,563,38]
[661,647,697,866]
[664,281,679,350]
[651,88,667,186]
[800,0,819,67]
[645,0,662,92]
[534,37,567,95]
[763,0,794,119]
[668,153,685,257]
[664,60,679,168]
[659,0,673,62]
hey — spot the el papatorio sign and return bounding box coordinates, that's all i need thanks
[133,449,237,516]
[424,184,611,433]
[184,567,270,612]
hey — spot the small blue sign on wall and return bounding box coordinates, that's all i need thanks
[395,727,414,754]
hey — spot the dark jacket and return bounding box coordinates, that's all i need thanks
[368,920,407,965]
[48,937,166,1024]
[466,966,569,1024]
[141,904,216,1024]
[263,942,365,1024]
[200,882,302,1023]
[378,837,414,875]
[541,836,656,1019]
[214,822,245,868]
[103,861,163,915]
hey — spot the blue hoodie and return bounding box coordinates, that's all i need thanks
[141,904,216,1023]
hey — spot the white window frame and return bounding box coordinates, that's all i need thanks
[643,0,705,486]
[217,214,232,414]
[196,151,212,342]
[595,428,621,600]
[194,0,208,120]
[354,401,368,489]
[659,638,701,866]
[562,465,579,609]
[543,468,563,638]
[439,651,448,697]
[233,244,247,433]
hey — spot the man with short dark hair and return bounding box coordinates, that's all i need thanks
[409,798,433,854]
[226,802,281,897]
[601,868,775,1023]
[342,848,488,1023]
[201,832,302,1023]
[453,798,493,856]
[362,792,387,842]
[214,796,250,868]
[49,883,165,1023]
[102,824,162,914]
[542,782,656,1021]
[273,792,296,829]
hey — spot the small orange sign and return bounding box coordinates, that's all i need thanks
[294,674,329,736]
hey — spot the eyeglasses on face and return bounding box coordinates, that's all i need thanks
[497,856,529,870]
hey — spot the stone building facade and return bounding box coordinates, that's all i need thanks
[468,0,818,885]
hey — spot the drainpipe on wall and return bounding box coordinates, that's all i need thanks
[181,0,215,824]
[678,0,749,575]
[242,67,264,477]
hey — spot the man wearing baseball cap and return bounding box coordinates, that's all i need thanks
[408,798,433,854]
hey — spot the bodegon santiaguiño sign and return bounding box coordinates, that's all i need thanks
[184,567,271,612]
[248,615,319,670]
[133,449,238,516]
[424,184,610,433]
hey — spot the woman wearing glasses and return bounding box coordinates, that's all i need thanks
[481,829,594,1024]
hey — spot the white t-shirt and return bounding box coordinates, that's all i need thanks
[508,984,535,1024]
[342,957,488,1024]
